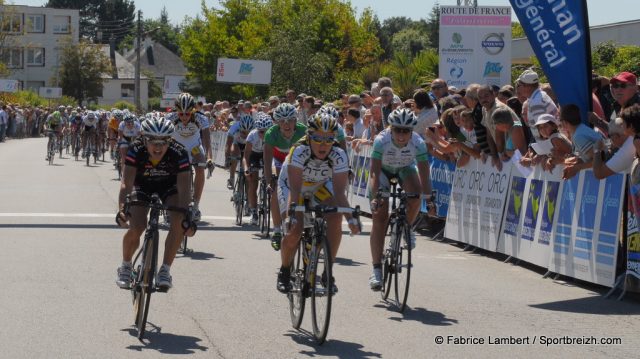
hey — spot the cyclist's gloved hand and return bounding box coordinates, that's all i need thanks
[347,217,360,236]
[115,208,129,228]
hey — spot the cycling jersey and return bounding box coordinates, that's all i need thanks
[264,123,307,164]
[172,117,204,163]
[82,115,99,128]
[108,118,120,132]
[371,128,429,174]
[246,129,265,153]
[46,115,61,128]
[118,121,141,141]
[227,121,250,145]
[288,140,349,183]
[125,138,190,189]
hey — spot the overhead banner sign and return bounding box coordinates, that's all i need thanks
[216,58,272,85]
[510,0,591,123]
[162,75,187,95]
[438,6,512,88]
[445,156,511,251]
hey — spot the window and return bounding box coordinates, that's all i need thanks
[1,48,23,68]
[121,83,135,97]
[26,48,44,66]
[26,14,44,33]
[1,13,23,33]
[52,15,70,34]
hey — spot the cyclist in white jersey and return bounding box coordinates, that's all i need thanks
[276,113,360,293]
[172,93,209,221]
[243,112,273,225]
[81,111,99,158]
[117,113,142,174]
[367,108,434,291]
[225,113,253,189]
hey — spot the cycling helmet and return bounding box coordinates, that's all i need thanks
[238,114,255,132]
[175,92,196,112]
[70,111,78,117]
[57,105,65,112]
[273,103,296,121]
[52,111,62,120]
[254,112,273,130]
[124,113,136,123]
[141,117,174,137]
[86,111,96,119]
[113,109,123,121]
[307,113,338,134]
[319,105,339,120]
[387,108,416,129]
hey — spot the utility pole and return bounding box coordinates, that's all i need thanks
[134,10,142,113]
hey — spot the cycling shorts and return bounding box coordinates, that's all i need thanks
[131,184,178,204]
[367,166,418,199]
[277,179,334,215]
[249,151,263,170]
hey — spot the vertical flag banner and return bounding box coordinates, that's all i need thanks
[510,0,592,122]
[426,158,456,218]
[439,6,512,88]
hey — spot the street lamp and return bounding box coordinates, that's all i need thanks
[134,11,160,113]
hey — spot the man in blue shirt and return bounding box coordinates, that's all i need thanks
[557,104,603,179]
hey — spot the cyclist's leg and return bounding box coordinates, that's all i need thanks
[191,147,206,205]
[122,203,149,263]
[161,189,186,267]
[369,172,390,266]
[399,166,421,225]
[277,184,300,292]
[271,163,283,231]
[118,141,129,173]
[228,144,240,184]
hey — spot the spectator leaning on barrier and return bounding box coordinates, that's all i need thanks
[520,114,571,172]
[492,106,528,160]
[608,71,640,123]
[464,84,492,157]
[479,84,519,170]
[413,89,439,139]
[557,104,603,179]
[515,69,559,141]
[429,78,449,115]
[379,87,394,126]
[593,106,640,179]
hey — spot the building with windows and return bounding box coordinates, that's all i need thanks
[0,5,79,91]
[98,44,149,110]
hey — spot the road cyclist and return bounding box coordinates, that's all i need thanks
[243,112,273,226]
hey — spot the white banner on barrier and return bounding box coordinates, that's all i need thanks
[497,164,563,268]
[348,144,373,211]
[547,170,624,287]
[211,131,228,167]
[445,157,511,251]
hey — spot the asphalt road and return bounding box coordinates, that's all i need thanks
[0,137,639,358]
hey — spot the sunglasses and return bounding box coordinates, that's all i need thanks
[279,118,296,124]
[611,83,634,89]
[178,112,191,116]
[431,85,444,90]
[309,134,335,144]
[392,127,412,134]
[145,137,170,146]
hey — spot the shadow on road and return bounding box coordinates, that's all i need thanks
[177,251,220,261]
[122,325,208,354]
[529,295,640,315]
[334,257,366,267]
[374,304,458,326]
[285,330,382,358]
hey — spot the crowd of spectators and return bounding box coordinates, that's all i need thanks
[0,103,60,141]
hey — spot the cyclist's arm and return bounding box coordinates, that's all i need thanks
[118,165,136,210]
[225,135,233,155]
[201,127,213,160]
[287,165,303,209]
[332,171,352,219]
[370,158,382,200]
[417,160,432,196]
[263,143,274,180]
[243,142,253,173]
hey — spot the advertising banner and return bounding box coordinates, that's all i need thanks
[425,157,456,218]
[497,165,562,268]
[625,210,640,292]
[444,156,511,251]
[439,6,511,88]
[216,58,272,85]
[0,79,20,92]
[548,171,624,287]
[162,75,187,95]
[510,0,592,122]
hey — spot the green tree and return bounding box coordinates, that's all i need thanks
[512,22,526,38]
[385,49,439,99]
[57,39,112,106]
[120,7,182,54]
[425,2,440,50]
[391,27,430,57]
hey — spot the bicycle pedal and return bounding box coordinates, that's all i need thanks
[155,286,169,293]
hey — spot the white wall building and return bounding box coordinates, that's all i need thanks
[0,5,80,91]
[97,44,149,110]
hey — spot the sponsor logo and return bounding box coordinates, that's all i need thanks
[239,63,254,75]
[441,32,473,55]
[450,65,463,79]
[483,62,503,78]
[482,33,505,55]
[452,32,462,44]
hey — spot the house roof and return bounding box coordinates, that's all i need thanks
[124,38,187,78]
[98,45,147,80]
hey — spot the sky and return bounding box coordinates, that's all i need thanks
[12,0,640,27]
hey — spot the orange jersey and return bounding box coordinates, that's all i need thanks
[108,118,119,131]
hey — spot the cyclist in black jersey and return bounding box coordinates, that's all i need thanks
[115,117,197,291]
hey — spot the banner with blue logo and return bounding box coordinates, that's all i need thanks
[510,0,591,121]
[422,157,456,218]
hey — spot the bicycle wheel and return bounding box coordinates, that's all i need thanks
[310,220,332,344]
[86,142,90,166]
[133,231,157,339]
[235,175,245,225]
[288,239,306,329]
[264,188,271,238]
[393,222,412,312]
[47,137,54,165]
[258,181,266,234]
[381,221,395,300]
